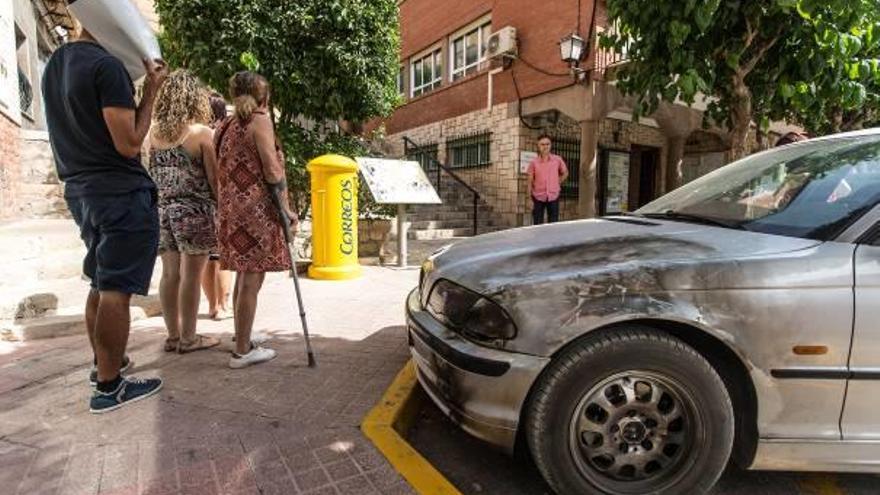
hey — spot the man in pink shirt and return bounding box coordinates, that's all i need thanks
[527,134,569,224]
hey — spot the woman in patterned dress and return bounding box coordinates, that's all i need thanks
[149,70,221,353]
[215,71,296,369]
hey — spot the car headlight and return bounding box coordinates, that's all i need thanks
[426,279,517,341]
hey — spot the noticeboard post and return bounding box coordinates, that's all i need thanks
[355,158,441,267]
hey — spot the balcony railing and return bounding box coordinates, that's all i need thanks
[594,21,631,73]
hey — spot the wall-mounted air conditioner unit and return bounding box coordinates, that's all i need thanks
[486,26,517,59]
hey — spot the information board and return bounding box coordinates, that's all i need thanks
[604,151,630,214]
[519,151,537,174]
[356,157,441,205]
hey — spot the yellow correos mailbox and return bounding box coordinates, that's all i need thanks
[307,154,362,280]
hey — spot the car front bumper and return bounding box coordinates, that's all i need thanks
[406,288,549,453]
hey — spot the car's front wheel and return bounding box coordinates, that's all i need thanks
[526,328,734,495]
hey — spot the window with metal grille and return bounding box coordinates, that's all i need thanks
[450,20,492,81]
[407,142,439,171]
[552,136,580,199]
[411,48,442,97]
[446,132,491,169]
[18,69,32,116]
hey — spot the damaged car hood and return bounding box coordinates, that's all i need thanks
[430,217,822,294]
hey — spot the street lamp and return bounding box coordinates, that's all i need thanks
[559,33,586,67]
[559,33,587,82]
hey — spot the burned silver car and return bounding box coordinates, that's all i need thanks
[407,129,880,494]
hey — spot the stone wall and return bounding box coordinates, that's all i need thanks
[18,130,66,218]
[358,218,394,262]
[387,102,527,229]
[388,108,690,227]
[0,113,21,219]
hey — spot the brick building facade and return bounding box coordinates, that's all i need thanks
[0,0,74,221]
[384,0,794,230]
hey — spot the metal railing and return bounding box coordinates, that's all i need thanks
[408,142,439,171]
[404,136,481,236]
[552,136,581,199]
[594,21,632,72]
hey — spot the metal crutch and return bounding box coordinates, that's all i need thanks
[271,189,317,367]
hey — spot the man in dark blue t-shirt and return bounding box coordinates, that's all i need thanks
[42,25,167,414]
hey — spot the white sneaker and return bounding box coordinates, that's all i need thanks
[232,333,269,346]
[228,346,277,369]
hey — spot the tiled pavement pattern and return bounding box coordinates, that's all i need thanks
[0,266,419,495]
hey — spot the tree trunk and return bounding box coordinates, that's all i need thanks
[729,73,753,161]
[830,108,844,134]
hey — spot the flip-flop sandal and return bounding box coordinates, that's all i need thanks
[178,334,221,354]
[164,338,180,352]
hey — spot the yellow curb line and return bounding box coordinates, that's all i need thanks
[797,474,845,495]
[361,359,463,495]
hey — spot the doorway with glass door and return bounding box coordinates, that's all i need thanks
[599,145,660,215]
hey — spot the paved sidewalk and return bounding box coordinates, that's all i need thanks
[0,265,419,495]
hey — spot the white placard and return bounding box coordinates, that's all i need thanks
[356,157,441,205]
[605,150,630,214]
[68,0,162,81]
[520,151,537,174]
[0,2,20,123]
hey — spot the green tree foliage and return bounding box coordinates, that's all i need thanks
[761,0,880,135]
[154,0,400,216]
[602,0,880,158]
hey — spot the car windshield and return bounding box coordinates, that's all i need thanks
[636,134,880,240]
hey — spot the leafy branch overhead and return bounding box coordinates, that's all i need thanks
[602,0,880,157]
[154,0,401,217]
[155,0,400,124]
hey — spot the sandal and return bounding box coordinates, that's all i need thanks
[164,337,180,352]
[178,334,221,354]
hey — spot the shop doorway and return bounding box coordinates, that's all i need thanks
[631,145,660,209]
[599,146,661,215]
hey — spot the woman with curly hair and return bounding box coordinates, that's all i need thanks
[149,69,221,353]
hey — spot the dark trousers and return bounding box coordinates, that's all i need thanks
[532,198,560,225]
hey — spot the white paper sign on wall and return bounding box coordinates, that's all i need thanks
[355,158,441,205]
[519,151,537,174]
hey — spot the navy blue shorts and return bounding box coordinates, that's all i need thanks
[66,189,160,296]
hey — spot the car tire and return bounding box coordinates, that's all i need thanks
[526,327,734,495]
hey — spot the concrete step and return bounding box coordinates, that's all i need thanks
[409,229,459,240]
[0,219,82,258]
[408,216,495,227]
[2,314,86,341]
[409,227,498,240]
[409,219,496,230]
[408,205,494,216]
[408,211,478,222]
[1,294,161,341]
[0,248,86,287]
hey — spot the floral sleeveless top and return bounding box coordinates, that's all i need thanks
[149,147,213,207]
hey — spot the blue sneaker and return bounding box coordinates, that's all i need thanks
[89,356,132,387]
[89,376,163,414]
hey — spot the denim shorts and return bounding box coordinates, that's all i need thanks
[66,189,160,295]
